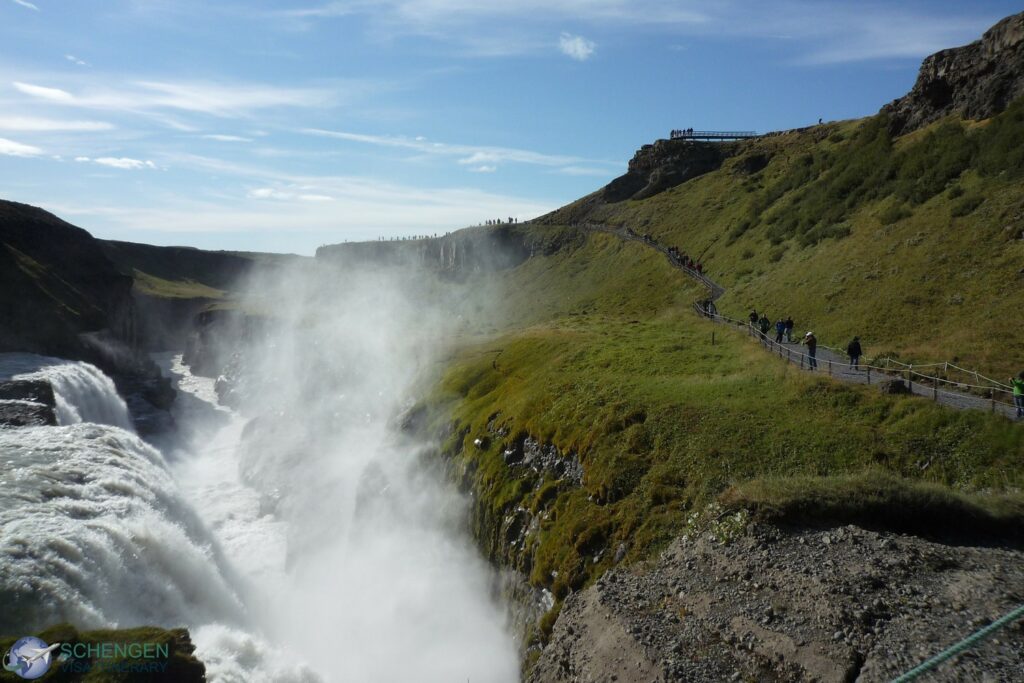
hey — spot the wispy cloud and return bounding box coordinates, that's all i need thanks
[249,187,333,201]
[0,137,43,156]
[11,78,338,117]
[302,128,615,172]
[13,81,75,102]
[11,0,39,11]
[559,32,595,61]
[0,116,113,131]
[65,54,87,66]
[202,133,253,142]
[555,165,616,177]
[279,1,999,65]
[75,156,157,170]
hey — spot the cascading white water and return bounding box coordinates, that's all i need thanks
[0,259,520,682]
[0,422,246,632]
[1,353,134,430]
[167,260,520,682]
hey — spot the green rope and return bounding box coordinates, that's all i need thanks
[891,603,1024,682]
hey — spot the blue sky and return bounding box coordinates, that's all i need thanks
[0,0,1019,254]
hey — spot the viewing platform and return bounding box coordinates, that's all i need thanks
[669,129,758,141]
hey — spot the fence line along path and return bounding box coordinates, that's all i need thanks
[569,221,1019,420]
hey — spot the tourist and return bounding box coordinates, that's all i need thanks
[802,332,818,369]
[758,314,771,337]
[784,316,794,342]
[749,309,758,329]
[774,319,785,343]
[1011,372,1024,418]
[847,336,863,369]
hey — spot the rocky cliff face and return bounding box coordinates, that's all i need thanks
[602,139,741,203]
[883,11,1024,136]
[0,200,175,426]
[0,200,136,357]
[316,223,534,275]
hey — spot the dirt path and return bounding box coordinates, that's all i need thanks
[573,221,1020,421]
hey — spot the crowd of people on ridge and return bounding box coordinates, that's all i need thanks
[484,217,518,225]
[670,128,695,139]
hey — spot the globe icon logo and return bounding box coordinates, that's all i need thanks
[3,636,58,680]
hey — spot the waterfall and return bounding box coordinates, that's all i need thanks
[0,423,246,633]
[0,353,134,430]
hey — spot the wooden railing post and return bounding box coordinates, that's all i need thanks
[933,377,938,401]
[866,366,871,384]
[828,360,832,376]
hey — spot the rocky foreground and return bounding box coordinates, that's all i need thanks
[530,524,1024,682]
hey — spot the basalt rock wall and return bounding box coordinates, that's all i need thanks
[882,11,1024,136]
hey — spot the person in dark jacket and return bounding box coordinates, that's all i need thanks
[846,336,863,369]
[802,331,818,369]
[784,317,794,342]
[774,319,785,343]
[749,310,758,329]
[758,314,771,336]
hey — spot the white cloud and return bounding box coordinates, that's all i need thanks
[65,54,87,66]
[302,128,616,172]
[93,157,156,170]
[468,165,496,173]
[559,32,595,61]
[279,1,1000,65]
[0,116,113,131]
[248,187,335,202]
[74,156,90,162]
[13,81,75,103]
[11,79,338,118]
[202,134,253,142]
[11,0,39,11]
[556,165,616,176]
[0,137,43,156]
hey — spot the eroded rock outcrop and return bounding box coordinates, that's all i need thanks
[603,139,741,203]
[883,11,1024,136]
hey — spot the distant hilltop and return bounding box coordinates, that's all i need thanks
[882,10,1024,136]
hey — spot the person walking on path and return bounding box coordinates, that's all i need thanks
[802,331,818,370]
[758,314,771,337]
[846,336,863,369]
[749,309,759,331]
[784,317,794,342]
[774,319,785,344]
[1011,372,1024,418]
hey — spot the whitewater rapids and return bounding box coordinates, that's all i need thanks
[0,342,518,681]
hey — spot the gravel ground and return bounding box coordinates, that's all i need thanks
[529,524,1024,682]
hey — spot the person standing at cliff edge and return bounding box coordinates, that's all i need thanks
[1011,372,1024,418]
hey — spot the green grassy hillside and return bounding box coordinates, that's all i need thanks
[544,101,1024,379]
[418,224,1023,648]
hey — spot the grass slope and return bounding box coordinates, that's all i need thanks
[419,223,1023,646]
[546,101,1024,378]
